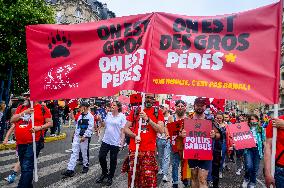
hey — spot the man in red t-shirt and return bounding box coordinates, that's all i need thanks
[123,93,164,188]
[10,95,52,188]
[264,116,284,188]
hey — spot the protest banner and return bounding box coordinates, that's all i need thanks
[26,2,281,104]
[227,122,256,150]
[183,119,213,160]
[167,119,184,152]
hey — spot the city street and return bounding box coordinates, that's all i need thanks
[0,126,266,188]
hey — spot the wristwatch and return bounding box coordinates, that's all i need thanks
[146,117,150,123]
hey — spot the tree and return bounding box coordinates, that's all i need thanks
[0,0,55,96]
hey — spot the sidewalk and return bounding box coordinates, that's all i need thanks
[0,133,66,151]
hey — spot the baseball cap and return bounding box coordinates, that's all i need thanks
[80,101,90,107]
[194,97,207,105]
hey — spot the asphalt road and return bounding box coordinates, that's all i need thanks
[0,126,266,188]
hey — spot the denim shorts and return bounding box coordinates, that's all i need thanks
[188,160,211,170]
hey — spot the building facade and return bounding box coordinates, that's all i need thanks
[45,0,115,24]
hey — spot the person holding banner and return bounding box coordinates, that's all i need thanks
[10,95,52,188]
[122,93,164,188]
[168,99,191,188]
[181,97,220,188]
[156,104,171,182]
[264,116,284,188]
[242,114,265,188]
[62,102,94,177]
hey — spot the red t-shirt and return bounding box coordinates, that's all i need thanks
[127,107,164,152]
[14,104,52,145]
[266,115,284,166]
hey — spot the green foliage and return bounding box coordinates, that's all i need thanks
[0,0,55,95]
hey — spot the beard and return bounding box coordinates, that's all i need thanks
[145,102,153,108]
[176,109,185,117]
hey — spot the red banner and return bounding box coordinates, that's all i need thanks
[226,122,256,150]
[26,2,281,103]
[183,119,213,160]
[167,119,184,152]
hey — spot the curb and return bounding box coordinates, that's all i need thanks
[0,133,67,151]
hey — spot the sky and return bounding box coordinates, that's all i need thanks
[100,0,280,17]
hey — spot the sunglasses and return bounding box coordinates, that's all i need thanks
[176,105,185,108]
[146,96,155,100]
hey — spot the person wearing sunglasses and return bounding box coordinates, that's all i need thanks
[123,93,164,187]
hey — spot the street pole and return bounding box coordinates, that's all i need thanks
[271,104,278,177]
[31,101,39,182]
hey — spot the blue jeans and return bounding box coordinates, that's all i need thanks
[156,138,171,176]
[220,140,227,171]
[275,166,284,188]
[17,143,41,188]
[244,147,260,185]
[172,151,181,185]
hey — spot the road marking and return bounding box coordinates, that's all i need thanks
[65,145,100,153]
[0,153,17,162]
[0,153,67,174]
[256,178,266,188]
[0,150,16,155]
[46,158,123,188]
[0,155,96,188]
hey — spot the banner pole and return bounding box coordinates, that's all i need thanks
[130,93,145,188]
[271,104,278,177]
[31,101,39,182]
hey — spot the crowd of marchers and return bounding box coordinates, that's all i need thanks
[0,93,284,188]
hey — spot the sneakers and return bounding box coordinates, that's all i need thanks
[4,173,16,184]
[236,168,242,175]
[241,179,249,188]
[219,172,223,179]
[106,177,113,186]
[96,174,107,183]
[162,175,169,182]
[248,184,255,188]
[82,166,89,173]
[62,170,74,177]
[158,169,163,175]
[207,181,213,188]
[173,184,178,188]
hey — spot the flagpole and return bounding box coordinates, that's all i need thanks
[31,101,39,182]
[271,104,278,177]
[131,93,145,188]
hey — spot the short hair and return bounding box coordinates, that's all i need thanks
[194,97,206,105]
[114,101,122,113]
[175,100,186,106]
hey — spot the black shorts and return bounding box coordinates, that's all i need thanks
[188,160,211,171]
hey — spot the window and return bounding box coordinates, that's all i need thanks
[75,8,82,18]
[281,72,284,80]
